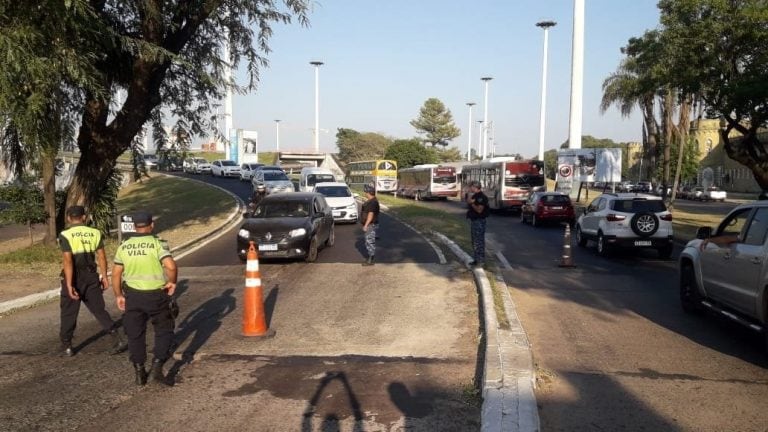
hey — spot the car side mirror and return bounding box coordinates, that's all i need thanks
[353,193,360,198]
[695,226,712,239]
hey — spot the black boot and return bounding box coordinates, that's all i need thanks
[60,342,74,357]
[134,363,148,386]
[148,358,168,385]
[109,330,128,355]
[362,255,374,266]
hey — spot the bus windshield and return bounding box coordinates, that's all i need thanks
[308,174,335,186]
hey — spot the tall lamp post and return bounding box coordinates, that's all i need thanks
[481,77,493,160]
[466,102,476,162]
[310,61,324,153]
[274,119,281,153]
[476,120,484,161]
[536,20,556,161]
[568,0,585,149]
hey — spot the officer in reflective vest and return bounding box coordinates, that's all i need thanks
[112,211,177,386]
[59,206,127,356]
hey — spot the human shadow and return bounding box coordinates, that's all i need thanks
[166,288,236,384]
[301,371,364,432]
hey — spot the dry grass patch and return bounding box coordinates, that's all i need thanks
[671,208,724,243]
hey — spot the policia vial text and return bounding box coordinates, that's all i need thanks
[123,242,156,256]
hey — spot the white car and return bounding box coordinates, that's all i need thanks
[183,157,212,174]
[575,193,675,258]
[313,182,358,223]
[240,163,264,181]
[702,186,727,202]
[143,154,158,170]
[211,159,240,178]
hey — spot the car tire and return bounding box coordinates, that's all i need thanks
[630,212,659,238]
[657,244,673,259]
[680,263,703,314]
[575,225,587,247]
[305,236,319,263]
[326,225,335,247]
[597,232,610,257]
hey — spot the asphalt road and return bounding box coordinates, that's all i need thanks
[426,195,768,431]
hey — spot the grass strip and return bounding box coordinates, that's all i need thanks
[486,271,511,330]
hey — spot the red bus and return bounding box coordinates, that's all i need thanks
[461,158,546,211]
[396,164,459,200]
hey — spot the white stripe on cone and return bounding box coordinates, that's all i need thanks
[246,260,259,271]
[245,278,261,287]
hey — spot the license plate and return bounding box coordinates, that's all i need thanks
[333,211,341,217]
[259,243,278,251]
[550,206,563,210]
[634,240,652,246]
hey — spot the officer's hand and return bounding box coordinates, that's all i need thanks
[100,277,109,291]
[165,282,176,296]
[116,295,126,311]
[67,285,79,300]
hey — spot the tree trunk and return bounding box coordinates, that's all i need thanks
[661,88,675,199]
[668,95,692,210]
[40,150,58,246]
[722,124,768,191]
[28,220,33,247]
[642,95,659,183]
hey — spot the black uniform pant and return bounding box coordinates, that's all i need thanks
[60,277,116,344]
[123,287,175,364]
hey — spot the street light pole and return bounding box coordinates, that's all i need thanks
[466,102,476,162]
[476,120,484,161]
[568,0,585,149]
[481,77,493,160]
[274,119,281,153]
[536,20,557,161]
[310,61,324,153]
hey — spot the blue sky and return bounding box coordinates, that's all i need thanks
[227,0,661,157]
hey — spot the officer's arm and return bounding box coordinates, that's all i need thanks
[62,252,74,289]
[96,248,109,289]
[161,256,178,295]
[112,264,126,311]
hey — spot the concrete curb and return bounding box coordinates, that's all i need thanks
[0,175,243,316]
[432,232,539,432]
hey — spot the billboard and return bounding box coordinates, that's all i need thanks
[556,148,622,194]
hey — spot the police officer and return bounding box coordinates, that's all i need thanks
[59,206,127,356]
[111,211,177,385]
[466,181,489,267]
[360,184,380,266]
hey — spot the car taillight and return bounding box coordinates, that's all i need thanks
[660,214,673,221]
[606,214,626,222]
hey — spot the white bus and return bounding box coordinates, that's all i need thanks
[461,158,546,211]
[397,164,459,200]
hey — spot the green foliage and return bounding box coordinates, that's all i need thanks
[87,168,123,235]
[436,146,463,162]
[0,243,60,265]
[0,182,47,227]
[335,128,392,164]
[384,139,439,168]
[410,98,461,147]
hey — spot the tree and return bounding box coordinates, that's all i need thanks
[410,98,460,147]
[2,1,311,215]
[658,0,768,189]
[0,181,48,246]
[384,139,438,168]
[335,128,392,164]
[435,146,462,162]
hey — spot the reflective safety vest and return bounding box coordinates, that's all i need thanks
[114,235,171,291]
[59,224,103,273]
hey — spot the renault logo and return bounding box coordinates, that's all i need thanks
[265,232,272,241]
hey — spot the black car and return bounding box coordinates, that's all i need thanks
[237,192,335,262]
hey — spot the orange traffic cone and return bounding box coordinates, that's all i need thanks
[242,241,274,337]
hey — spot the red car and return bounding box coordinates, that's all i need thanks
[520,192,575,227]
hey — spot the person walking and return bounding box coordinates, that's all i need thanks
[111,211,177,386]
[59,206,127,357]
[466,181,489,267]
[360,184,380,266]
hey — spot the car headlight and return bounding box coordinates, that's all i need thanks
[346,204,357,210]
[288,228,306,238]
[238,229,250,238]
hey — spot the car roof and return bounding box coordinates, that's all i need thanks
[258,165,283,170]
[262,192,320,202]
[313,182,349,188]
[603,193,662,200]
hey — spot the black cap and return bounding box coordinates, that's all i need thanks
[66,206,86,218]
[132,211,153,227]
[363,184,375,194]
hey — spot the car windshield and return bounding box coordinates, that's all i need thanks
[247,164,262,169]
[264,171,289,181]
[611,199,667,213]
[144,155,157,160]
[221,160,237,166]
[707,187,720,191]
[194,158,207,164]
[316,186,351,197]
[308,174,335,186]
[540,195,570,204]
[253,201,310,218]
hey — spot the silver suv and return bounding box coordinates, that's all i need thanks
[679,201,768,350]
[575,193,674,258]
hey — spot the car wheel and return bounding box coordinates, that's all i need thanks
[575,225,587,247]
[630,212,659,237]
[657,244,673,259]
[305,236,319,263]
[597,232,610,257]
[326,225,335,247]
[531,214,539,227]
[680,263,703,314]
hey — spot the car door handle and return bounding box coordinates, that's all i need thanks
[751,257,762,264]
